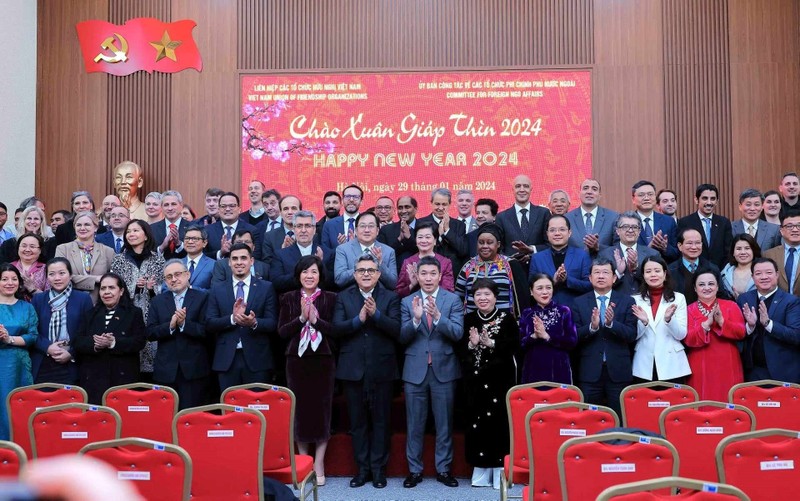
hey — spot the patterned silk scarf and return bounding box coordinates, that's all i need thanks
[76,240,94,274]
[298,288,323,357]
[48,283,72,343]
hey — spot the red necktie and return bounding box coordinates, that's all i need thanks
[169,223,177,252]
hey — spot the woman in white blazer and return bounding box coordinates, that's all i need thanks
[630,256,690,383]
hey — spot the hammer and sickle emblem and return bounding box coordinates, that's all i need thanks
[93,33,129,63]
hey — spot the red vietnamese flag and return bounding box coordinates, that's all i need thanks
[76,17,202,76]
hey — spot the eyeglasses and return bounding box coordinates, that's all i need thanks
[547,228,568,233]
[782,224,800,230]
[19,245,40,250]
[183,236,204,242]
[219,204,238,209]
[357,224,377,230]
[343,194,362,200]
[164,271,188,281]
[354,268,378,275]
[635,192,655,199]
[618,224,641,231]
[293,224,315,230]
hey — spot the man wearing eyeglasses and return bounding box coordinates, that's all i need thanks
[203,192,261,261]
[334,212,397,290]
[182,226,214,291]
[374,196,395,228]
[764,210,800,296]
[95,205,130,254]
[631,180,679,262]
[598,211,659,294]
[146,259,210,409]
[321,184,364,256]
[270,210,325,293]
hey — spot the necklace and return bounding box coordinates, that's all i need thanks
[477,308,499,321]
[697,300,717,316]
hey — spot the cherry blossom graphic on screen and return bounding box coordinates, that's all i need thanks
[242,100,335,162]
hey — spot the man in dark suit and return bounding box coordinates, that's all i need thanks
[315,190,341,236]
[258,188,283,232]
[732,188,782,251]
[566,179,618,255]
[598,211,659,294]
[378,195,419,272]
[260,194,302,269]
[211,229,268,287]
[495,174,551,262]
[321,184,363,256]
[572,258,638,416]
[399,256,464,488]
[737,257,800,383]
[270,210,324,293]
[331,254,401,489]
[668,228,721,303]
[416,188,468,274]
[150,190,189,260]
[763,210,800,296]
[204,192,261,261]
[146,259,210,409]
[631,180,680,262]
[677,183,733,269]
[205,243,277,392]
[95,205,129,253]
[183,226,214,292]
[192,187,224,227]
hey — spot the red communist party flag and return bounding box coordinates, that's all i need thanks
[76,17,202,76]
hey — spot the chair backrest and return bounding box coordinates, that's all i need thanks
[6,383,87,458]
[716,428,800,501]
[525,402,618,501]
[620,382,699,432]
[0,440,27,479]
[29,403,121,459]
[659,402,755,482]
[220,384,296,478]
[596,476,750,500]
[80,438,192,501]
[103,383,179,443]
[174,404,265,501]
[558,432,680,501]
[728,380,800,430]
[506,382,584,483]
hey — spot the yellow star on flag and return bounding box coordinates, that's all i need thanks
[150,31,182,62]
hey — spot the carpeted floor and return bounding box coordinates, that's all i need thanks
[295,476,526,501]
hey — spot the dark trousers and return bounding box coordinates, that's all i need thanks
[579,364,629,418]
[217,350,270,393]
[745,365,772,382]
[156,367,208,410]
[341,379,393,475]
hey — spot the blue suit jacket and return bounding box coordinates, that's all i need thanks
[637,212,679,262]
[528,246,593,306]
[566,206,619,253]
[737,289,800,383]
[186,254,215,292]
[150,218,189,260]
[95,231,124,253]
[205,278,277,373]
[30,290,94,381]
[321,215,350,256]
[270,243,323,293]
[203,220,262,261]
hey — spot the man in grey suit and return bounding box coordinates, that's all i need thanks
[399,256,464,488]
[566,179,619,255]
[334,212,397,289]
[733,188,782,251]
[598,211,659,294]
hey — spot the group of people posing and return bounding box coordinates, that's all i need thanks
[1,167,799,491]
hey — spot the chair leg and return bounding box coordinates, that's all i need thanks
[500,475,508,501]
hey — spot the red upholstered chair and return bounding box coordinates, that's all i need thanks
[502,382,584,501]
[558,432,680,501]
[728,380,800,430]
[103,383,179,443]
[221,384,317,501]
[80,438,192,501]
[620,382,699,432]
[596,476,750,500]
[0,440,27,479]
[716,429,800,501]
[523,402,618,501]
[6,383,87,458]
[174,404,265,501]
[29,403,121,459]
[659,401,755,482]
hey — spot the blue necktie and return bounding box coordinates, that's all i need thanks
[599,295,607,323]
[641,217,653,244]
[703,218,712,243]
[188,260,195,275]
[270,220,279,231]
[225,226,233,240]
[347,218,355,241]
[114,237,122,253]
[236,280,245,300]
[787,248,796,292]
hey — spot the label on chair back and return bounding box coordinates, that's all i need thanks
[696,427,723,434]
[559,429,586,437]
[601,464,636,473]
[757,401,780,408]
[761,460,794,471]
[61,431,88,439]
[128,405,150,412]
[118,471,151,481]
[647,401,670,408]
[207,430,234,438]
[248,404,270,410]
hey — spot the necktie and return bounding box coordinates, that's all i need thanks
[270,220,278,231]
[425,296,433,365]
[520,208,529,234]
[347,218,355,241]
[115,237,122,253]
[598,295,607,324]
[787,248,796,291]
[188,260,195,275]
[748,224,756,237]
[168,223,177,252]
[236,281,245,300]
[642,217,653,244]
[225,226,233,240]
[703,218,712,243]
[688,262,697,273]
[287,230,294,239]
[174,294,184,309]
[585,213,594,234]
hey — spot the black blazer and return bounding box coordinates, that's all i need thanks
[73,301,147,403]
[495,205,551,253]
[572,290,638,383]
[667,258,721,304]
[416,214,468,273]
[146,288,210,382]
[331,285,401,383]
[149,219,189,260]
[269,243,323,294]
[205,277,277,373]
[377,221,418,273]
[677,213,733,269]
[203,220,262,260]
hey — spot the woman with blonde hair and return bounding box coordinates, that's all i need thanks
[0,206,55,263]
[55,211,116,303]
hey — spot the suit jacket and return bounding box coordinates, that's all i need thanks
[678,213,733,268]
[731,219,782,252]
[377,220,418,273]
[631,292,690,380]
[495,204,551,252]
[457,216,479,234]
[528,246,593,306]
[146,288,210,382]
[269,243,323,293]
[55,241,117,303]
[667,258,721,303]
[95,231,124,253]
[416,214,468,273]
[566,206,619,253]
[30,289,94,381]
[185,254,215,291]
[203,220,262,260]
[330,285,401,382]
[637,212,680,262]
[211,259,269,288]
[205,277,277,373]
[736,289,800,383]
[763,246,800,296]
[598,244,660,294]
[259,225,320,270]
[321,215,354,256]
[333,238,397,289]
[149,218,189,260]
[572,290,637,383]
[398,288,464,384]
